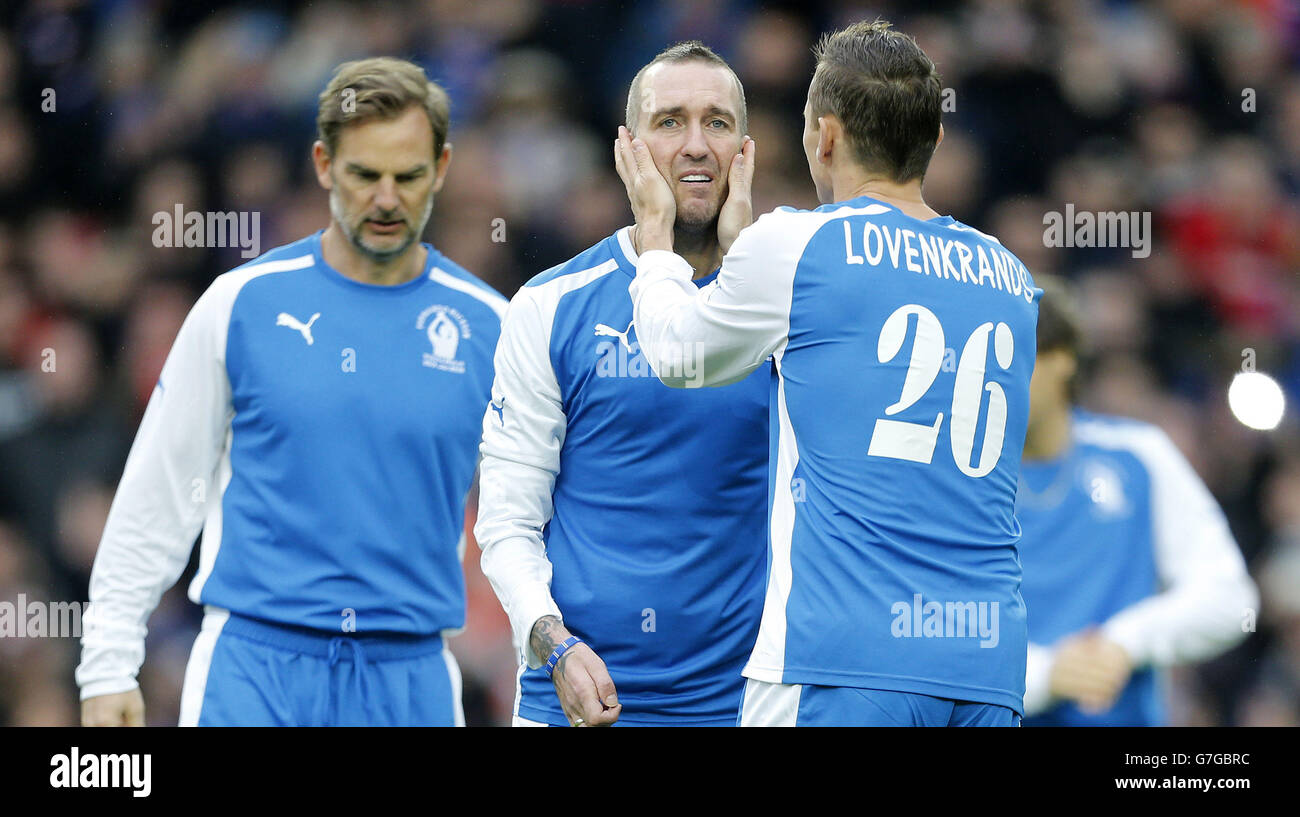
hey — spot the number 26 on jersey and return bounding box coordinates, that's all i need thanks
[867,304,1015,478]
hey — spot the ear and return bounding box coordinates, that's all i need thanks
[816,116,834,166]
[431,143,453,194]
[311,141,333,190]
[1060,349,1078,381]
[936,123,945,150]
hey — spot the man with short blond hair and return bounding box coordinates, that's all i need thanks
[77,57,505,726]
[622,20,1040,726]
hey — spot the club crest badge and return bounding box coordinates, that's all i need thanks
[417,304,470,373]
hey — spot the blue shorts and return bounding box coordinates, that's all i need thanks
[179,608,463,726]
[739,679,1020,726]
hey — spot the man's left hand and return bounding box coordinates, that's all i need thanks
[717,136,755,254]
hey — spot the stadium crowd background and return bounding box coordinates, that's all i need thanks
[0,0,1296,726]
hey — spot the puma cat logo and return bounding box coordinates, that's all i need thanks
[276,312,320,345]
[594,321,634,351]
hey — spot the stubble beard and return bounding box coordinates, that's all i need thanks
[330,186,436,264]
[673,189,724,248]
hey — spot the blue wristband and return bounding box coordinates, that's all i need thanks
[544,636,583,678]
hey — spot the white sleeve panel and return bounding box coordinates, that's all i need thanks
[474,283,570,669]
[76,273,243,700]
[1096,426,1259,668]
[629,209,814,388]
[1023,642,1056,716]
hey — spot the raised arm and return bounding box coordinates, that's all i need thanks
[629,216,797,389]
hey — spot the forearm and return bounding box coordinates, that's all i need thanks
[477,528,563,669]
[1102,424,1259,668]
[630,209,806,389]
[528,614,574,666]
[77,501,206,697]
[1102,572,1258,668]
[630,250,769,388]
[76,432,213,697]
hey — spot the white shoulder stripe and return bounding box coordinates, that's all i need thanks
[1073,420,1193,495]
[429,267,508,321]
[513,258,620,350]
[231,253,315,278]
[530,258,621,301]
[211,254,314,362]
[947,221,1003,245]
[1073,419,1164,453]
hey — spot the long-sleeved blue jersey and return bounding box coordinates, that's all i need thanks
[632,197,1041,714]
[476,227,769,726]
[77,231,505,699]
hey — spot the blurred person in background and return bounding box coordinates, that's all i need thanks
[0,520,80,726]
[1018,278,1258,726]
[475,41,768,727]
[76,57,506,726]
[0,317,130,601]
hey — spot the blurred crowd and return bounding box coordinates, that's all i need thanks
[0,0,1296,726]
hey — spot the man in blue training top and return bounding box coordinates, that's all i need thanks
[475,41,768,727]
[620,20,1039,725]
[1017,278,1257,726]
[77,57,507,726]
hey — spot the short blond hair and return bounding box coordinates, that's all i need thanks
[316,57,450,158]
[809,20,942,183]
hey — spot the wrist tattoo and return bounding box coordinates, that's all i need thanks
[531,615,565,665]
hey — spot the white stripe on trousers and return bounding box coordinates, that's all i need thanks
[738,678,803,726]
[442,645,466,727]
[178,606,230,727]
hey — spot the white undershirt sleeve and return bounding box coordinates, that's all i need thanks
[630,209,807,388]
[1099,428,1259,668]
[474,286,567,669]
[76,277,237,700]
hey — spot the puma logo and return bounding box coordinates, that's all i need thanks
[276,312,320,345]
[594,321,635,351]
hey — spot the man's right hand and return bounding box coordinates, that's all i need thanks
[614,126,675,254]
[530,615,621,727]
[81,688,145,727]
[1048,630,1132,713]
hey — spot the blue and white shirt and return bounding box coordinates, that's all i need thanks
[77,231,506,700]
[631,196,1040,713]
[1018,411,1257,726]
[475,227,769,726]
